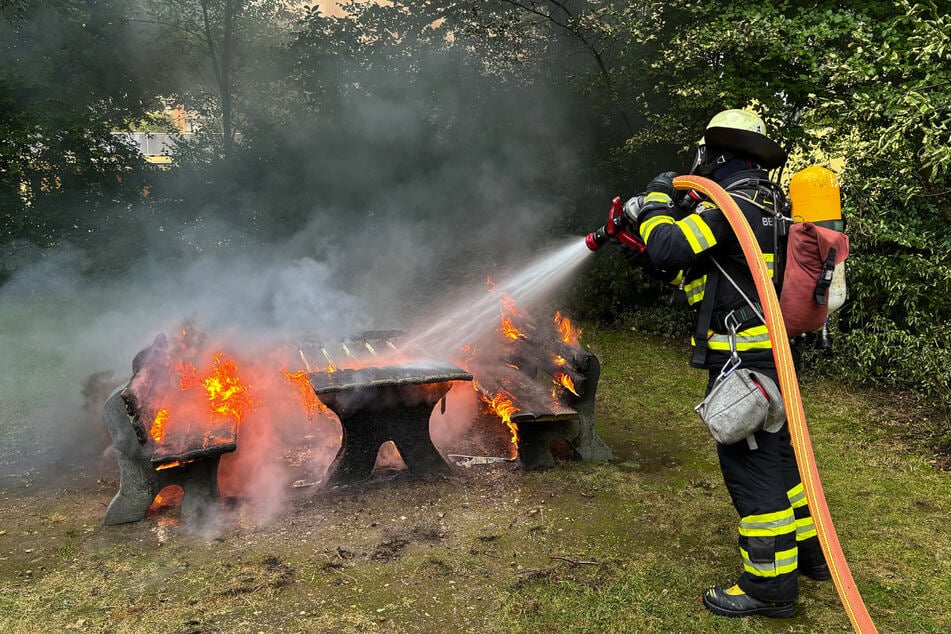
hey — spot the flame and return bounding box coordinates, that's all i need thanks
[496,289,528,340]
[203,353,253,423]
[146,351,253,451]
[498,292,520,317]
[176,360,202,390]
[472,380,519,455]
[150,408,170,443]
[554,311,581,345]
[500,316,527,340]
[156,460,190,471]
[282,369,328,418]
[554,372,579,396]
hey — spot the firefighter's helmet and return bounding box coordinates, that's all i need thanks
[691,109,787,173]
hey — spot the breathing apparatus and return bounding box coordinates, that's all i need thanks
[789,165,848,347]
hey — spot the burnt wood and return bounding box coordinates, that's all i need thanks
[505,315,592,370]
[150,431,237,467]
[472,317,612,470]
[308,362,472,394]
[472,365,580,425]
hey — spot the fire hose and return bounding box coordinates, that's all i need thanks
[672,175,876,633]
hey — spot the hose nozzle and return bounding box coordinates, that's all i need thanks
[585,225,611,251]
[585,196,646,253]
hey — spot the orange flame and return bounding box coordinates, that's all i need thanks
[282,369,328,418]
[203,353,253,424]
[147,352,253,447]
[499,291,520,317]
[554,372,579,397]
[156,460,190,471]
[150,408,170,443]
[554,311,581,345]
[176,360,203,390]
[497,289,528,340]
[472,380,520,455]
[500,316,527,340]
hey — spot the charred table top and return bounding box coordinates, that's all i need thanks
[308,362,472,395]
[308,361,473,484]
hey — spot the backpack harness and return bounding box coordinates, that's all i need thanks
[690,177,790,367]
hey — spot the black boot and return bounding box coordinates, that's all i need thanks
[798,539,832,581]
[702,585,796,618]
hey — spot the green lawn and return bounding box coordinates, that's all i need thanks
[0,328,948,633]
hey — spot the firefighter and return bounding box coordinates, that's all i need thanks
[623,109,830,618]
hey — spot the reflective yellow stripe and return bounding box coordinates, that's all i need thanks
[788,483,807,509]
[739,508,796,537]
[644,191,671,204]
[796,517,818,541]
[707,325,773,351]
[676,214,717,254]
[684,276,706,305]
[764,253,775,279]
[640,215,673,243]
[669,271,684,286]
[741,546,799,577]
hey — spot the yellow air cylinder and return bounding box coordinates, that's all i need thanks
[789,165,847,314]
[789,165,844,231]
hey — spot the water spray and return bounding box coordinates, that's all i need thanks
[406,239,593,356]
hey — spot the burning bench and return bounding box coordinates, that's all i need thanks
[471,314,612,470]
[101,334,237,526]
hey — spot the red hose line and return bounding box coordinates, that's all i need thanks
[673,175,876,633]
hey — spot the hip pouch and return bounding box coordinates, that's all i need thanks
[694,369,785,448]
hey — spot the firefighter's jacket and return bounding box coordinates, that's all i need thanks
[638,168,783,370]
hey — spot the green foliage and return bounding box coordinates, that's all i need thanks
[0,0,170,278]
[805,1,951,416]
[141,0,297,158]
[598,0,951,418]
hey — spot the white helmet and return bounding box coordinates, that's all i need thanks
[691,109,787,173]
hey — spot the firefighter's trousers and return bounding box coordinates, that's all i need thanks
[706,367,822,603]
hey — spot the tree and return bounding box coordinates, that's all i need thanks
[0,0,168,277]
[140,0,296,158]
[811,0,951,420]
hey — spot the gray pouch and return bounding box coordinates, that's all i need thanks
[694,368,785,448]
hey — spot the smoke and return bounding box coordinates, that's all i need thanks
[0,5,599,528]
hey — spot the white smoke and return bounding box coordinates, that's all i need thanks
[0,22,596,530]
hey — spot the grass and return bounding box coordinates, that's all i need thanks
[1,327,949,632]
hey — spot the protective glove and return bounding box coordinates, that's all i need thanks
[622,172,678,236]
[645,171,678,197]
[622,190,674,237]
